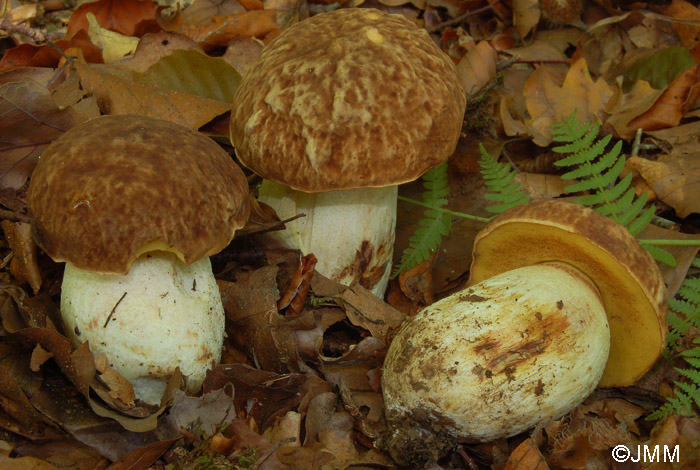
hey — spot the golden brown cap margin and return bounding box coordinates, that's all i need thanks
[27,114,251,274]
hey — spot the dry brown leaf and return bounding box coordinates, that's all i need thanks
[627,155,700,218]
[262,411,302,448]
[66,0,161,39]
[320,336,387,441]
[512,0,541,39]
[278,254,317,316]
[398,250,436,306]
[180,11,281,50]
[0,78,84,190]
[513,172,568,200]
[0,30,104,71]
[628,63,700,133]
[456,41,498,95]
[103,438,179,470]
[98,368,136,407]
[310,273,405,344]
[29,344,53,372]
[10,437,109,470]
[222,37,265,75]
[504,438,549,470]
[202,364,331,432]
[664,0,700,49]
[605,80,664,139]
[1,221,41,293]
[524,59,615,146]
[75,62,231,128]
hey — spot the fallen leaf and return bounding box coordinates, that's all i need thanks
[605,80,664,139]
[278,254,317,316]
[103,438,179,470]
[664,0,700,49]
[627,154,700,217]
[120,31,204,72]
[180,10,281,50]
[137,48,242,102]
[310,273,405,344]
[504,438,549,470]
[0,78,84,190]
[512,0,540,38]
[0,31,103,71]
[202,364,331,432]
[29,344,53,372]
[1,221,41,293]
[513,172,568,200]
[86,12,139,63]
[524,59,615,145]
[66,0,161,38]
[628,63,700,132]
[75,62,231,127]
[456,41,498,95]
[97,368,136,407]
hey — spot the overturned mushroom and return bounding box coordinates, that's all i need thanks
[230,8,466,297]
[27,115,250,405]
[381,200,667,466]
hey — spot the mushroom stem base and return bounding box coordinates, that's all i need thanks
[257,180,397,297]
[60,252,225,405]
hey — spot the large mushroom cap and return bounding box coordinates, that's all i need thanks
[27,114,250,274]
[230,8,466,192]
[468,200,667,387]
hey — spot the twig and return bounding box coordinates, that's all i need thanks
[103,292,128,328]
[426,2,500,33]
[0,19,63,44]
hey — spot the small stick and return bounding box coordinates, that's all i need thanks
[103,292,127,328]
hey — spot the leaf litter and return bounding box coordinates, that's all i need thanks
[1,0,700,468]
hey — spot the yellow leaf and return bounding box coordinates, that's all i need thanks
[86,12,139,63]
[524,59,614,145]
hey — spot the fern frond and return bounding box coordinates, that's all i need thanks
[550,112,673,264]
[478,144,530,214]
[650,270,700,419]
[391,163,451,279]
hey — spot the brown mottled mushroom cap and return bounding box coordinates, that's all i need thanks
[27,114,251,274]
[230,8,466,192]
[468,200,668,388]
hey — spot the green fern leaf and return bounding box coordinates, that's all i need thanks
[650,269,700,419]
[478,144,530,214]
[550,112,673,265]
[391,163,451,279]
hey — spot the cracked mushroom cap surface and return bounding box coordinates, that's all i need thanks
[230,8,466,192]
[468,200,668,387]
[27,114,251,274]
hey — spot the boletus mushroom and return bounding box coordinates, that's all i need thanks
[27,115,250,405]
[230,8,466,297]
[381,200,667,466]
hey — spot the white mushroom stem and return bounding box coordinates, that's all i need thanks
[381,261,610,464]
[258,180,397,297]
[60,252,225,405]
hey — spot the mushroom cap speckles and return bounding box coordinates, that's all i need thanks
[230,8,466,192]
[27,114,251,274]
[468,200,668,387]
